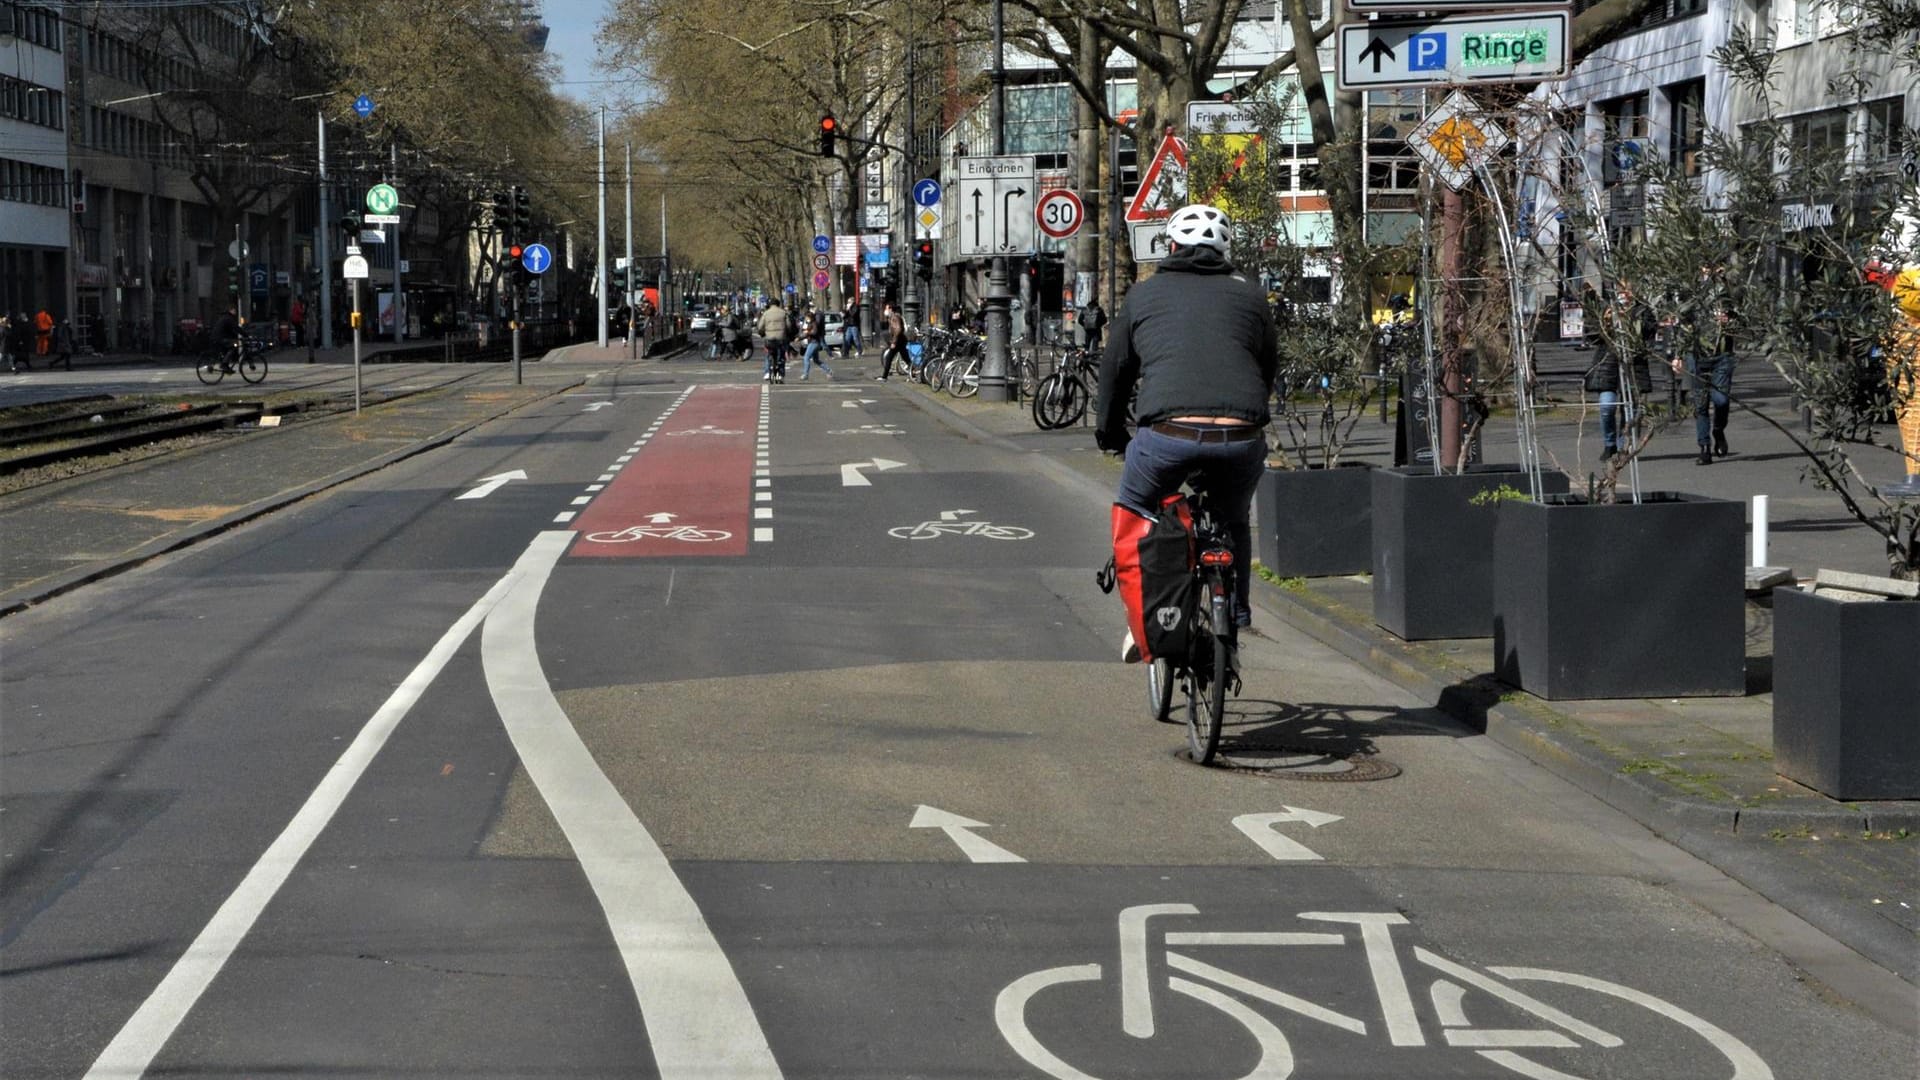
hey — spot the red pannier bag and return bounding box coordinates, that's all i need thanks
[1099,495,1197,663]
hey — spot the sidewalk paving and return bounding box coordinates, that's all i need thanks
[888,378,1919,988]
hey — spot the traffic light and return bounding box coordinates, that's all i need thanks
[339,212,362,244]
[490,189,512,233]
[913,241,934,274]
[503,244,526,293]
[512,186,531,233]
[818,114,837,157]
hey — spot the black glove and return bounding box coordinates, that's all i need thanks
[1096,427,1130,455]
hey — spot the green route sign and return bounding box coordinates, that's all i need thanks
[366,184,399,215]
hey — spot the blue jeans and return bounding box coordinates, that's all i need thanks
[1598,391,1635,454]
[799,341,831,379]
[1116,426,1267,627]
[1689,353,1733,447]
[843,326,861,355]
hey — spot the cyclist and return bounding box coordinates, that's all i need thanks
[1094,203,1277,658]
[211,305,243,372]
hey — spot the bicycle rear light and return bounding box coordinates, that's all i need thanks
[1200,549,1234,567]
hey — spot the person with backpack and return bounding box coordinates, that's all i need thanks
[796,304,834,381]
[876,302,909,381]
[1095,204,1277,658]
[757,298,790,383]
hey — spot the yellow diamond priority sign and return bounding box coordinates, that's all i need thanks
[1408,91,1508,192]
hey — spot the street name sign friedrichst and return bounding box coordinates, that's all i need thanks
[1337,10,1570,91]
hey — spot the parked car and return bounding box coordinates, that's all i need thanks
[689,310,714,334]
[823,311,846,351]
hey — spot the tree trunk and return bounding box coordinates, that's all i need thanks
[1071,21,1102,324]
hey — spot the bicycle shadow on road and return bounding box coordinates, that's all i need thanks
[1215,697,1462,762]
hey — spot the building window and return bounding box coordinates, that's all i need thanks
[1273,142,1321,193]
[1601,94,1650,184]
[1863,98,1905,167]
[0,2,62,50]
[1,157,68,206]
[1668,79,1704,177]
[1793,107,1850,166]
[0,74,64,130]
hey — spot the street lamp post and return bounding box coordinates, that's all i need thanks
[979,0,1013,402]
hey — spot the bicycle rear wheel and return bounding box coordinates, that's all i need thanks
[1032,372,1066,429]
[949,356,981,398]
[195,353,225,385]
[239,351,267,384]
[1185,582,1229,764]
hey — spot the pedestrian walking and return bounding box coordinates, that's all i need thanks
[841,299,862,357]
[7,312,33,371]
[289,297,306,346]
[34,308,53,357]
[1584,282,1655,460]
[876,302,909,381]
[1676,263,1736,465]
[50,319,74,370]
[797,305,834,381]
[1079,298,1106,353]
[757,298,790,383]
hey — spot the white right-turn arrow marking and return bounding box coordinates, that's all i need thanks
[840,458,907,487]
[1232,807,1344,862]
[910,805,1025,863]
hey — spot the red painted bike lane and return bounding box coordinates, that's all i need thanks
[568,386,763,558]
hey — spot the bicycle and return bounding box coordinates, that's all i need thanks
[583,524,733,543]
[196,338,268,385]
[997,902,1773,1080]
[1149,480,1238,764]
[1032,347,1096,429]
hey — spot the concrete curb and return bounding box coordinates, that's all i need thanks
[0,375,588,617]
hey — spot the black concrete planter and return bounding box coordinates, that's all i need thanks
[1371,465,1569,641]
[1492,493,1745,699]
[1773,587,1920,800]
[1255,463,1375,578]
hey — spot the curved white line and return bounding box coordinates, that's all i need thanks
[1487,967,1773,1080]
[996,964,1106,1080]
[481,530,782,1079]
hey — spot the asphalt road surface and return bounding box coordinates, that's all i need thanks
[3,361,1913,1078]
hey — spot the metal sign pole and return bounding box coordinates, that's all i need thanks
[352,280,362,414]
[513,288,523,385]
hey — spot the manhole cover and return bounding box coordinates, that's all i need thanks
[1198,744,1402,781]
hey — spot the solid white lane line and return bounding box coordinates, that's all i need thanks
[84,565,526,1080]
[482,533,783,1079]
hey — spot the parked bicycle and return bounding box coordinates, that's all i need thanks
[196,338,269,385]
[1032,347,1097,429]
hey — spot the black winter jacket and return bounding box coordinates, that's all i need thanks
[1094,247,1277,446]
[1585,301,1656,395]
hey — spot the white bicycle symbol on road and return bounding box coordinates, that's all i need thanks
[888,516,1033,541]
[583,525,733,543]
[996,904,1771,1080]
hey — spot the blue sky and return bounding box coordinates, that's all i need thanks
[542,0,618,102]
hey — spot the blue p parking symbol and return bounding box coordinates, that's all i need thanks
[1409,32,1446,71]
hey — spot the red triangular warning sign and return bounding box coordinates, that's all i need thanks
[1125,135,1188,224]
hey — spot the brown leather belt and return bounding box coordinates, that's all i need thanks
[1150,422,1262,443]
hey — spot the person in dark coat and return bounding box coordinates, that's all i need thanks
[7,313,33,371]
[50,320,74,370]
[1674,263,1736,464]
[1585,282,1657,459]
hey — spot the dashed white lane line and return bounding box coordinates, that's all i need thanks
[482,533,782,1078]
[756,385,773,543]
[571,496,592,506]
[554,511,576,523]
[754,527,773,542]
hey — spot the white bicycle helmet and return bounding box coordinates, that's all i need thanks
[1165,203,1231,255]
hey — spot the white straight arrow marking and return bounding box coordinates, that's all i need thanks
[841,398,878,408]
[1232,807,1343,862]
[583,401,614,411]
[910,805,1025,863]
[938,509,977,521]
[840,458,908,487]
[646,512,677,524]
[456,470,528,500]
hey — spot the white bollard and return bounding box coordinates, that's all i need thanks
[1752,494,1769,568]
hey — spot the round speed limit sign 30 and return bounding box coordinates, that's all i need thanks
[1035,189,1084,240]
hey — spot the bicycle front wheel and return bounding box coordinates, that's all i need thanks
[1032,373,1065,429]
[239,352,267,384]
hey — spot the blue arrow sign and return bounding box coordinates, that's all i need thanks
[521,243,552,275]
[913,179,942,208]
[812,234,830,255]
[353,94,375,118]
